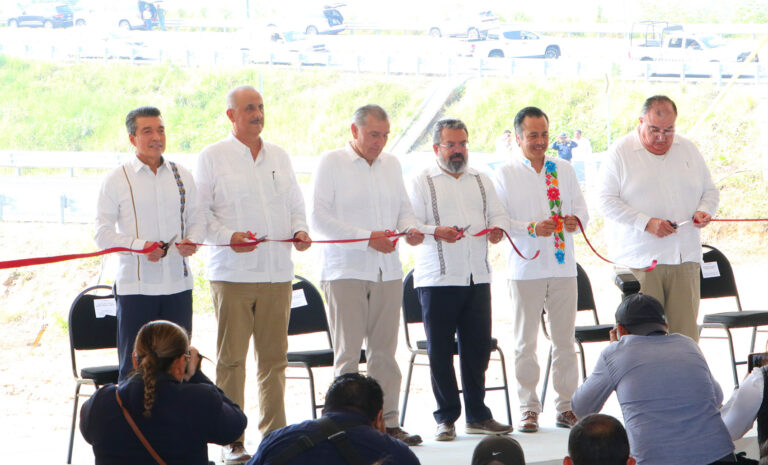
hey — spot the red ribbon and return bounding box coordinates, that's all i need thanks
[10,216,763,271]
[0,243,160,270]
[472,228,540,261]
[575,217,657,272]
[708,218,768,222]
[183,230,407,248]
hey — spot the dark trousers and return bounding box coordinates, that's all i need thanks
[417,281,493,424]
[115,290,193,381]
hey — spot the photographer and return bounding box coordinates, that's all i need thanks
[721,352,768,457]
[80,320,247,465]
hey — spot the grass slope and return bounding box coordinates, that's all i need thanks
[0,56,434,155]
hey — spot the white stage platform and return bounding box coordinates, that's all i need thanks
[410,429,759,465]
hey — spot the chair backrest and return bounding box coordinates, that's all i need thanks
[69,285,117,377]
[289,276,332,342]
[402,270,423,324]
[576,263,600,324]
[69,285,117,350]
[700,244,742,310]
[401,270,422,350]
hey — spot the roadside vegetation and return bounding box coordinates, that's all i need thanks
[0,55,433,156]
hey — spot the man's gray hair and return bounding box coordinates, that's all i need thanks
[226,85,258,110]
[641,95,677,117]
[125,106,161,135]
[432,118,469,146]
[352,104,388,127]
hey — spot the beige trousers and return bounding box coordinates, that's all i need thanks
[508,277,578,414]
[630,262,701,341]
[321,278,403,427]
[210,280,291,439]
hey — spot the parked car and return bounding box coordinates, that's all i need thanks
[428,10,498,40]
[73,0,161,30]
[237,26,329,65]
[473,28,562,59]
[274,4,345,35]
[629,22,758,62]
[7,3,73,28]
[66,30,153,61]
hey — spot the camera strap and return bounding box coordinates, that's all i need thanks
[270,416,367,465]
[115,389,168,465]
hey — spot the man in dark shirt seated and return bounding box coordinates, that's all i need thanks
[248,373,421,465]
[564,414,634,465]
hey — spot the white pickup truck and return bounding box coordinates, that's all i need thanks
[629,23,757,63]
[472,27,562,59]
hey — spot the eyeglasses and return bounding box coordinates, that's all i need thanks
[438,142,469,150]
[183,350,191,362]
[647,127,675,138]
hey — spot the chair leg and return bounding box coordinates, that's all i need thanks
[576,341,587,381]
[540,346,552,411]
[67,382,82,464]
[750,327,758,353]
[304,365,318,420]
[400,352,417,427]
[725,329,739,390]
[495,346,512,426]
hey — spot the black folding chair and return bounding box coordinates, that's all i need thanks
[67,285,119,464]
[399,269,512,427]
[700,244,768,389]
[286,276,366,419]
[540,263,614,406]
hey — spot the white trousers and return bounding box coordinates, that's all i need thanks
[322,278,403,427]
[509,277,578,414]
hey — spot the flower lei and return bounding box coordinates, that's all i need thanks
[544,160,566,264]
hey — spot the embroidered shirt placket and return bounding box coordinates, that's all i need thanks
[426,175,446,275]
[473,175,491,274]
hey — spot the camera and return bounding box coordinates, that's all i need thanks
[747,352,768,372]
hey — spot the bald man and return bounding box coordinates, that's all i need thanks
[196,86,311,464]
[597,95,718,340]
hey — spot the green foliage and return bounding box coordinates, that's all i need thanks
[0,57,433,156]
[635,0,768,24]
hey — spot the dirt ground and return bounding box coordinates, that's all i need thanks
[1,221,766,464]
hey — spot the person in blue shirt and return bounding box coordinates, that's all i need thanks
[248,373,420,465]
[552,133,578,162]
[571,294,735,465]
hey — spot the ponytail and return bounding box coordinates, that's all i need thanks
[132,321,189,417]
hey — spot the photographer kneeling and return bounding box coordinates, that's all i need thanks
[80,320,247,465]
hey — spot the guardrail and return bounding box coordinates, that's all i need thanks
[0,151,319,223]
[0,150,593,224]
[107,19,768,38]
[1,38,764,83]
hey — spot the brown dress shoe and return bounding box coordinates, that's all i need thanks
[519,411,539,433]
[556,410,578,428]
[386,426,423,446]
[465,418,514,435]
[223,441,251,465]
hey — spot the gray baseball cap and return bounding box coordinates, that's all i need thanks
[615,293,668,336]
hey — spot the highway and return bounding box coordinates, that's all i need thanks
[1,25,762,81]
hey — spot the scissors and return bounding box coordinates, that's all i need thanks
[452,224,471,240]
[667,220,691,230]
[159,234,177,257]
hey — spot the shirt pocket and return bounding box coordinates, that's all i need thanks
[269,170,292,199]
